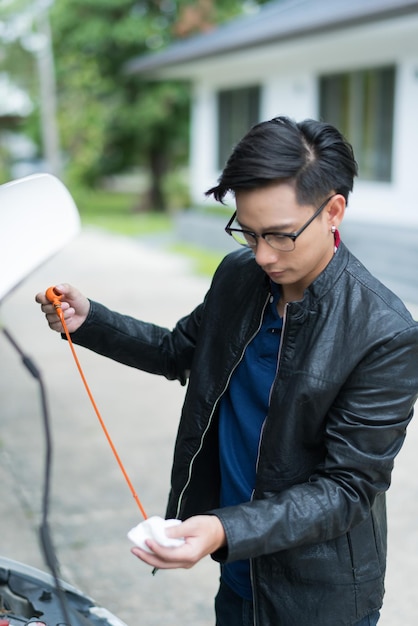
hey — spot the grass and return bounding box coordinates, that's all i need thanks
[73,188,172,235]
[73,188,224,277]
[170,243,224,276]
[82,212,172,236]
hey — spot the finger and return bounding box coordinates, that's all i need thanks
[54,283,79,302]
[37,283,73,306]
[45,313,64,331]
[43,305,71,330]
[35,292,48,305]
[165,523,187,540]
[131,542,196,570]
[131,545,177,569]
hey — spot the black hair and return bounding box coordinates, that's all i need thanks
[205,116,358,206]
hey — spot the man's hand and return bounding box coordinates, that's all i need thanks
[131,515,226,570]
[35,283,90,334]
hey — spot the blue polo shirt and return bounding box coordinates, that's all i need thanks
[218,282,283,600]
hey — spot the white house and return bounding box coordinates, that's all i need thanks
[127,0,418,225]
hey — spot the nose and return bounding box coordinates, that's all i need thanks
[254,238,280,267]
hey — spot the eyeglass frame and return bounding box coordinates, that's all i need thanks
[224,194,335,252]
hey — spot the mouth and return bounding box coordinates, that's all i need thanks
[265,270,286,282]
[265,269,285,277]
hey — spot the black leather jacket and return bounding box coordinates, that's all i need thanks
[70,242,418,626]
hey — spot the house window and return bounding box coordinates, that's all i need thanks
[217,85,260,170]
[319,66,395,182]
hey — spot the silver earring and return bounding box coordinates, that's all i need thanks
[331,225,336,233]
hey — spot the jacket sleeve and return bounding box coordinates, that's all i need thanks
[66,299,204,385]
[211,323,418,563]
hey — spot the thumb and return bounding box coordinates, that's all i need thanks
[53,283,72,298]
[164,520,187,540]
[52,283,83,306]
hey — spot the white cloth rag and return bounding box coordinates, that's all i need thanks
[127,516,185,553]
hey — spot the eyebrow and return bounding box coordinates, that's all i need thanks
[236,218,297,233]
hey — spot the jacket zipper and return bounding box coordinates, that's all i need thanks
[174,291,272,521]
[250,302,288,626]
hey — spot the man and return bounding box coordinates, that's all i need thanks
[36,117,418,626]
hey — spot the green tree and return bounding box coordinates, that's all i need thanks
[2,0,269,208]
[50,0,272,211]
[0,0,42,180]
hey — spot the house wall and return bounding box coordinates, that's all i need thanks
[184,13,418,224]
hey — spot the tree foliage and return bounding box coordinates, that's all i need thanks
[51,0,275,210]
[2,0,269,209]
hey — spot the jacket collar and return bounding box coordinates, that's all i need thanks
[277,242,350,322]
[304,240,349,303]
[240,241,350,315]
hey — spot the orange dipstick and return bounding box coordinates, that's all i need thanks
[45,286,148,520]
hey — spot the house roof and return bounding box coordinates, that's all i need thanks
[125,0,418,76]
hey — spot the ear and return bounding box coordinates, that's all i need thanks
[326,194,346,230]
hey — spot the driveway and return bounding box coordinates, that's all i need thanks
[0,228,417,625]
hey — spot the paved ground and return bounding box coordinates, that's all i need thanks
[1,228,417,625]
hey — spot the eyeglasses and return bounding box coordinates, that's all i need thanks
[225,195,335,252]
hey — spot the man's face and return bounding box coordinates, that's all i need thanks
[235,181,343,299]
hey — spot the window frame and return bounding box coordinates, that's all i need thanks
[319,65,396,182]
[217,85,261,170]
